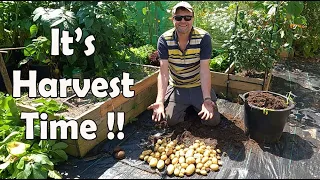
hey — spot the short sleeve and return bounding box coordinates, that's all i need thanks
[200,33,212,60]
[157,36,169,60]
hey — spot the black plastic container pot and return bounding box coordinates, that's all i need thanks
[240,91,295,143]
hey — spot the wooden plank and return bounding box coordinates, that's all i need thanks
[0,53,13,94]
[100,71,159,116]
[211,72,263,92]
[211,71,263,86]
[0,47,25,51]
[76,120,108,157]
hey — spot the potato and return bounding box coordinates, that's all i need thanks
[179,150,185,156]
[166,148,173,156]
[206,145,211,149]
[161,155,167,161]
[158,147,165,153]
[142,150,152,156]
[218,160,223,166]
[216,155,221,160]
[195,168,201,174]
[167,164,175,175]
[212,149,217,155]
[157,139,163,145]
[147,156,153,163]
[144,155,149,162]
[204,160,212,168]
[200,145,206,150]
[155,152,161,158]
[175,151,180,157]
[201,156,209,164]
[175,145,181,151]
[157,160,165,170]
[180,168,185,175]
[200,169,207,175]
[169,142,175,147]
[193,143,200,149]
[189,145,195,149]
[172,139,178,145]
[165,158,171,165]
[154,146,159,152]
[180,144,185,149]
[161,152,166,156]
[216,149,221,154]
[196,163,203,169]
[179,173,184,177]
[199,141,205,146]
[203,150,210,157]
[196,148,204,154]
[194,153,202,159]
[174,168,180,176]
[181,163,188,169]
[169,154,175,160]
[179,156,185,164]
[150,152,155,157]
[139,154,145,160]
[185,164,195,176]
[185,149,194,158]
[149,158,158,168]
[186,157,196,164]
[195,158,201,164]
[211,157,218,164]
[172,157,179,165]
[210,164,219,171]
[115,150,125,160]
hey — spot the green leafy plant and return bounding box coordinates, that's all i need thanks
[128,44,156,65]
[0,93,67,179]
[32,98,68,118]
[222,2,280,73]
[209,52,230,72]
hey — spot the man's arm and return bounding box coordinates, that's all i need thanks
[156,60,169,103]
[200,60,211,100]
[200,33,213,100]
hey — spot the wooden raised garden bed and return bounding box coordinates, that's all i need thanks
[16,63,272,158]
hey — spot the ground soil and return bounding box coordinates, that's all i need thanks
[246,91,288,109]
[151,107,261,154]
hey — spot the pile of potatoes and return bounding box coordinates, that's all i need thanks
[139,138,223,177]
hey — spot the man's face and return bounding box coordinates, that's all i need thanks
[173,8,194,35]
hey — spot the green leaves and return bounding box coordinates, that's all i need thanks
[29,24,38,38]
[33,98,68,116]
[285,2,304,17]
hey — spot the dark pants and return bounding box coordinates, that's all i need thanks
[164,85,221,126]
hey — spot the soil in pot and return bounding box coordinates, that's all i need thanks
[246,91,288,110]
[243,91,294,144]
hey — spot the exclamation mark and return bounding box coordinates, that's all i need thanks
[117,112,125,140]
[107,112,115,140]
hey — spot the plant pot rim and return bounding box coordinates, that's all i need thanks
[242,90,295,112]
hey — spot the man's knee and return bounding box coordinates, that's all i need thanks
[165,103,187,126]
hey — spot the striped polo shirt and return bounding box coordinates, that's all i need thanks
[157,26,212,88]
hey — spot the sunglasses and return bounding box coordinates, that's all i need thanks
[173,15,193,21]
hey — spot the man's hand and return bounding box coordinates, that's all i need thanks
[198,99,216,120]
[147,102,166,122]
